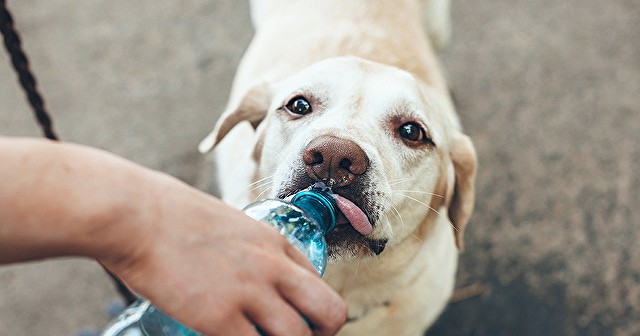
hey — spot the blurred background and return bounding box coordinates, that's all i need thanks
[0,0,638,335]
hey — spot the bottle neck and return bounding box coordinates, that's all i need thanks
[291,190,338,234]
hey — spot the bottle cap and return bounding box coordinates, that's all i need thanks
[291,186,338,233]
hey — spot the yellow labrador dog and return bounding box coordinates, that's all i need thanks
[199,0,477,334]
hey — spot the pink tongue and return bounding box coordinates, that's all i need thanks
[332,194,373,235]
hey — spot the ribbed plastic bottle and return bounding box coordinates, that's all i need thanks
[100,183,338,336]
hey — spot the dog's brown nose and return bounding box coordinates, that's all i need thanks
[303,135,368,187]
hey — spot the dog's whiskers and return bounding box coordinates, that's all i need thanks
[246,175,274,189]
[249,184,274,200]
[393,189,444,199]
[399,194,457,233]
[362,257,374,276]
[248,181,273,194]
[253,185,273,201]
[244,176,275,200]
[389,205,423,243]
[347,259,361,286]
[388,177,418,187]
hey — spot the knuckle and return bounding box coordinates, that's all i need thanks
[290,318,313,336]
[325,297,348,332]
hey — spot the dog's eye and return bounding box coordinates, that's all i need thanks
[398,122,434,146]
[285,96,312,115]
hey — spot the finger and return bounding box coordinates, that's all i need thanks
[283,240,318,275]
[277,268,347,336]
[247,288,312,336]
[203,312,259,336]
[255,219,318,276]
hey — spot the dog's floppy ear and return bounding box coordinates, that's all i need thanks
[447,132,477,251]
[198,83,271,153]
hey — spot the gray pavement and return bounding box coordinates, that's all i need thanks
[0,1,638,335]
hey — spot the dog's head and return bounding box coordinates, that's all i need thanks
[200,56,476,260]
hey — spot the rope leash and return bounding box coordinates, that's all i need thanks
[0,0,135,305]
[0,0,57,140]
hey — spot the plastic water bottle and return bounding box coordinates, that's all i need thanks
[100,183,338,336]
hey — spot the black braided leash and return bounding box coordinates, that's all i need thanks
[0,0,57,140]
[0,0,136,305]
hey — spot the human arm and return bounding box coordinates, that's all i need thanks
[0,137,347,336]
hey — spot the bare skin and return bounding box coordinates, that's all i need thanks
[0,137,347,336]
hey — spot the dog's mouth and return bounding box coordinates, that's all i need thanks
[330,193,387,256]
[279,183,387,257]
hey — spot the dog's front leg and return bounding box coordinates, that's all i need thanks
[338,302,428,336]
[338,294,447,336]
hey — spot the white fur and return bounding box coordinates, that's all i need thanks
[201,1,476,334]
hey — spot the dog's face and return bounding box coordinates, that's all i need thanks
[202,57,476,261]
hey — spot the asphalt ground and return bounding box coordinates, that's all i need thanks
[0,1,638,335]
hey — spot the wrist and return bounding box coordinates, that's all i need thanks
[86,161,160,270]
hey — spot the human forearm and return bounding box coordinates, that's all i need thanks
[0,137,149,264]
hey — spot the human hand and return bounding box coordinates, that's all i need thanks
[99,171,347,336]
